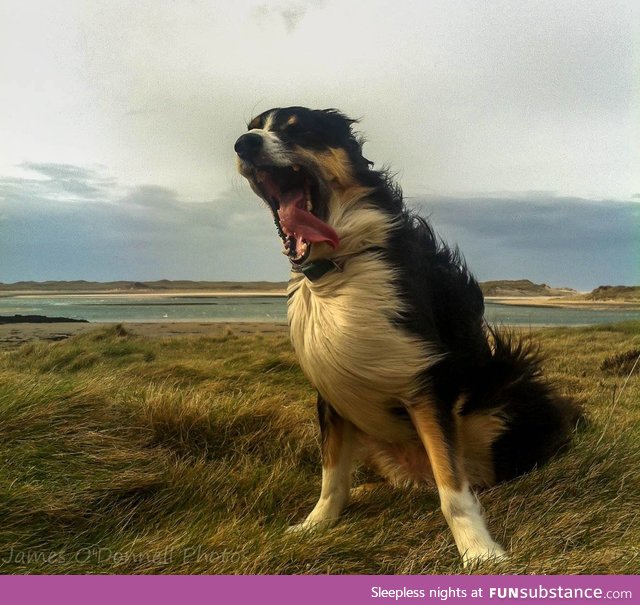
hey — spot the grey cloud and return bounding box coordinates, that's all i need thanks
[253,0,325,34]
[120,185,181,209]
[1,165,638,289]
[22,163,99,181]
[280,7,306,33]
[0,162,118,203]
[0,166,283,282]
[414,195,639,247]
[412,195,639,289]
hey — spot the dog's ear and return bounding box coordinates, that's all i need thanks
[316,109,358,142]
[316,109,373,169]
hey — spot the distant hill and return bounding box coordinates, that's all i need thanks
[2,278,563,296]
[0,280,288,293]
[480,280,576,297]
[585,285,640,302]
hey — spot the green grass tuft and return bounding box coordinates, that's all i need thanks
[0,323,638,574]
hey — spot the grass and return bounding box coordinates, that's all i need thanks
[0,322,638,574]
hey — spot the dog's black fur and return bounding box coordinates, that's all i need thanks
[387,211,580,481]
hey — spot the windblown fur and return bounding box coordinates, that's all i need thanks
[235,106,581,565]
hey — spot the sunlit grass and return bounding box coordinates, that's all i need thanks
[0,322,638,574]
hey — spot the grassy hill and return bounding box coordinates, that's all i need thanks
[0,322,638,574]
[480,279,576,297]
[586,285,640,302]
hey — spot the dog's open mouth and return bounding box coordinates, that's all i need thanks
[254,165,339,265]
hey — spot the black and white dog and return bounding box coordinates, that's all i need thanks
[235,107,580,565]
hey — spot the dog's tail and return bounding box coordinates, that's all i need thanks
[460,327,583,485]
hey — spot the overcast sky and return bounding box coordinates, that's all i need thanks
[0,0,638,289]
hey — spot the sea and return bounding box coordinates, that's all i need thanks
[1,294,639,327]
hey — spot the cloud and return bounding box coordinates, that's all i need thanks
[0,163,118,203]
[1,0,636,207]
[0,164,637,289]
[22,163,98,181]
[414,194,638,248]
[411,194,639,289]
[0,164,283,282]
[252,0,326,34]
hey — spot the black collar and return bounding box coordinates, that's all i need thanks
[291,246,385,282]
[295,258,342,282]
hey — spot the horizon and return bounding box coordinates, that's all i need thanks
[1,278,637,294]
[1,2,638,290]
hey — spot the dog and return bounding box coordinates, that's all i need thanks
[234,106,580,566]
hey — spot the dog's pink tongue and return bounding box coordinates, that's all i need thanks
[278,193,339,248]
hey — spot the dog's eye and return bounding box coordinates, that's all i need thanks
[284,121,305,134]
[284,123,327,146]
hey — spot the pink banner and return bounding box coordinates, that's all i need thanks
[1,575,638,605]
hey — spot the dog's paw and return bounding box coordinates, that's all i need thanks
[285,516,337,535]
[285,521,316,535]
[462,543,509,568]
[350,482,384,500]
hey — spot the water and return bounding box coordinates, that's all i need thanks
[483,302,639,327]
[0,295,288,323]
[1,294,639,326]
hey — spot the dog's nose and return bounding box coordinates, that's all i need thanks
[234,133,263,160]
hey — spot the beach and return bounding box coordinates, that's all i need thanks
[0,320,289,351]
[4,286,639,305]
[4,286,637,306]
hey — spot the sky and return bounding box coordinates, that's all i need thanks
[0,0,638,290]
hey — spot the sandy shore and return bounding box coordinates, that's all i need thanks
[0,321,289,350]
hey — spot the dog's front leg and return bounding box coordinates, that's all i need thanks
[288,393,355,532]
[408,400,507,567]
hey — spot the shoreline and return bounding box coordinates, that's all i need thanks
[2,307,639,350]
[1,289,638,309]
[485,296,640,310]
[0,321,289,350]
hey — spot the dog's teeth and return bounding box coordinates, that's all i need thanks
[292,165,301,172]
[306,198,312,212]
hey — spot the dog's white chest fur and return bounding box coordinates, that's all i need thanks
[287,254,436,441]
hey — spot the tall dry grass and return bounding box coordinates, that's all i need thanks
[0,322,638,574]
